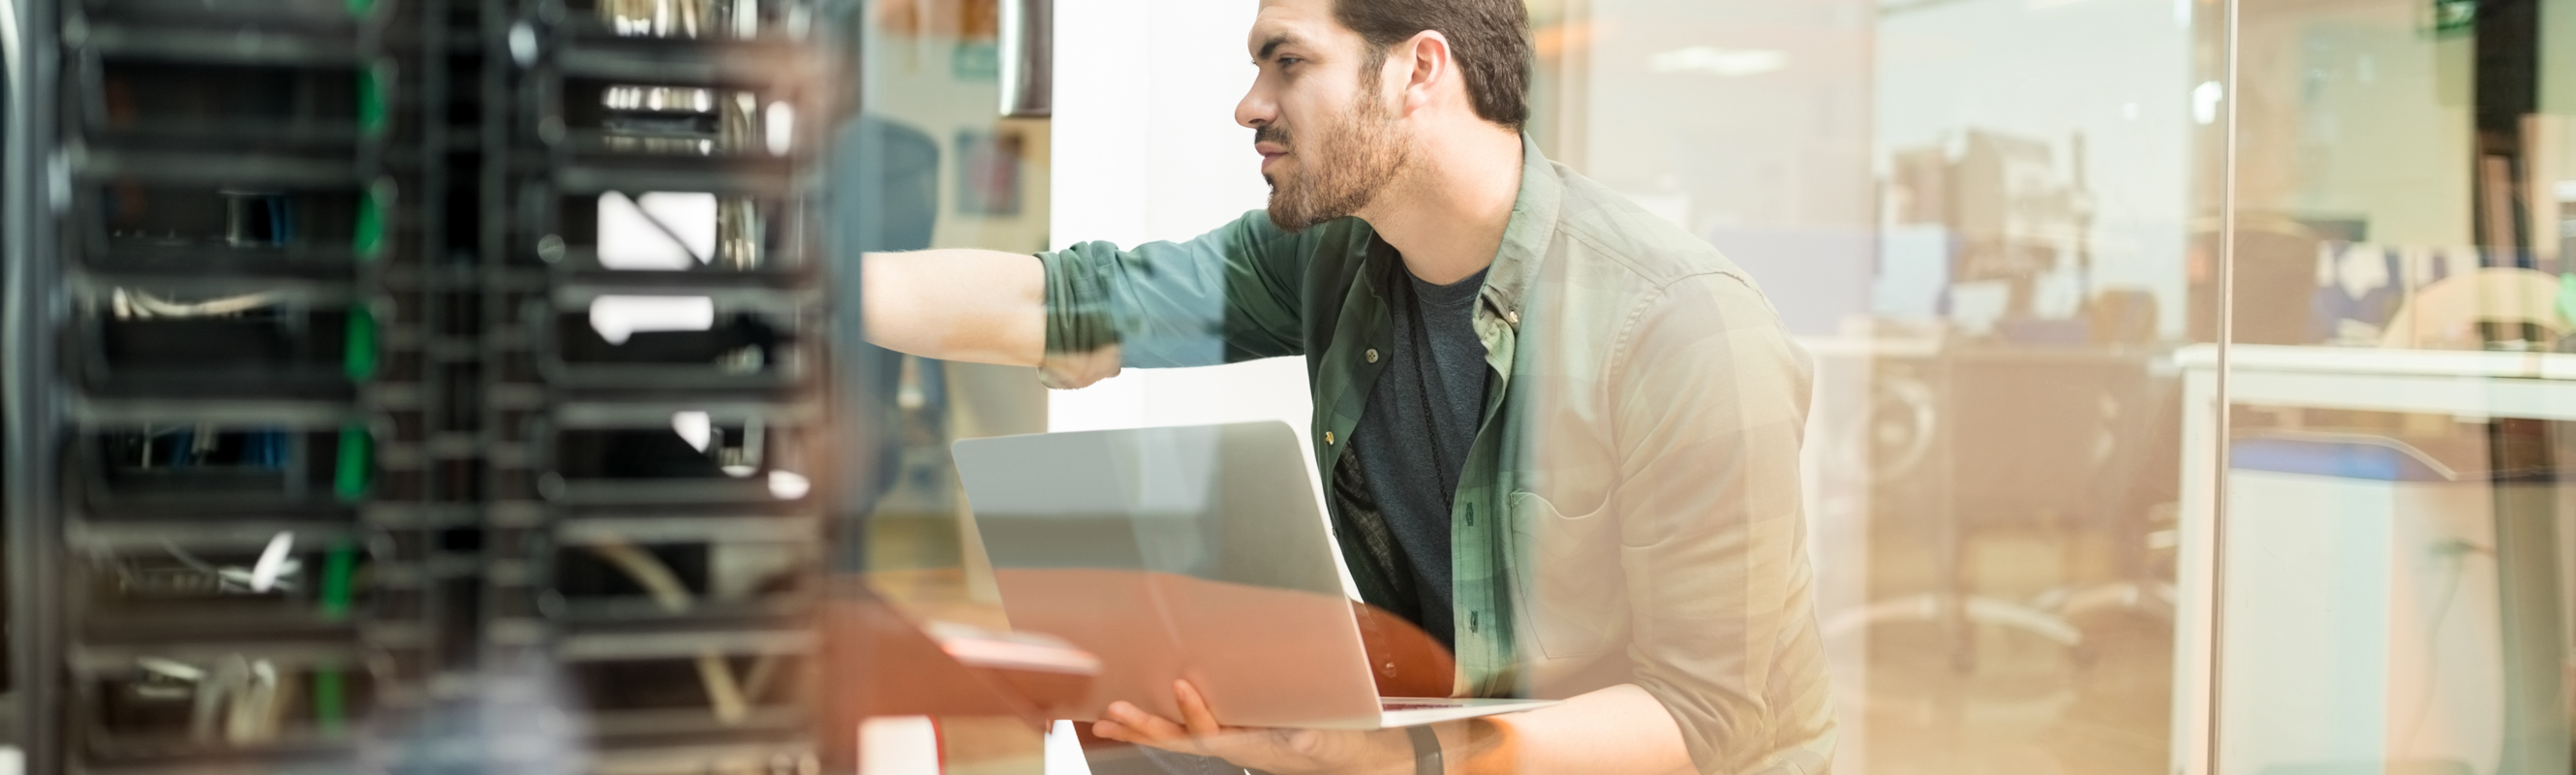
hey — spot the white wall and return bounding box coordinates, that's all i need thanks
[1043,8,1330,770]
[1052,0,1271,246]
[1048,0,1321,488]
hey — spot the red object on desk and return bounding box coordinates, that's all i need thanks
[816,585,1097,772]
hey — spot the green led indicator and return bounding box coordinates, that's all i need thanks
[353,179,389,261]
[334,423,371,502]
[356,62,389,137]
[313,666,348,734]
[320,541,358,621]
[344,304,378,381]
[316,537,359,730]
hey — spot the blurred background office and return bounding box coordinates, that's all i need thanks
[852,0,2576,772]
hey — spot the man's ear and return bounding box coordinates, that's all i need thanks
[1396,30,1453,117]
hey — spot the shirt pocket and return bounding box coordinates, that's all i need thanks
[1509,489,1625,659]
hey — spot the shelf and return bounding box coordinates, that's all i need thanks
[550,37,817,87]
[73,148,372,188]
[73,21,375,67]
[69,396,364,426]
[77,0,391,32]
[554,626,815,661]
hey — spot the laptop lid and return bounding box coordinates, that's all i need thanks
[953,421,1386,728]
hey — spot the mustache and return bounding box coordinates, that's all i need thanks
[1254,124,1290,147]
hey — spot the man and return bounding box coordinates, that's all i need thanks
[861,0,1834,771]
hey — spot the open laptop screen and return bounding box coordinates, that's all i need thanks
[955,421,1343,597]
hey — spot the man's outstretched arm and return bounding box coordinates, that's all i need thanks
[859,249,1046,366]
[862,212,1317,388]
[860,249,1131,387]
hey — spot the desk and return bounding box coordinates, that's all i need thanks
[2174,344,2573,775]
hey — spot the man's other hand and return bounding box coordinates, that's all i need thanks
[1090,680,1409,775]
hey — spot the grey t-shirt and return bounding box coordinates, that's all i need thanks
[1338,264,1489,652]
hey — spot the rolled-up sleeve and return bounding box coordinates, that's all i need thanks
[1610,271,1835,775]
[1034,209,1315,372]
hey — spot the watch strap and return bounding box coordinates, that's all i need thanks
[1407,726,1443,775]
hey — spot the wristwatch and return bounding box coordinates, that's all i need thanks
[1407,726,1443,775]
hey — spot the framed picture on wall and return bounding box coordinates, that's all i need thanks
[955,129,1023,217]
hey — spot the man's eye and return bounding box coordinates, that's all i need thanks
[1276,56,1302,68]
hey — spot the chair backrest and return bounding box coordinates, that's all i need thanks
[2378,267,2567,350]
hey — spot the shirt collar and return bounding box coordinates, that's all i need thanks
[1480,135,1562,328]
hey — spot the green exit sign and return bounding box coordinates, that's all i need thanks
[2429,0,2477,35]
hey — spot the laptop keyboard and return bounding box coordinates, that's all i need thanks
[1380,701,1471,711]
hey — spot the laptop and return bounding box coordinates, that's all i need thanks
[952,421,1557,729]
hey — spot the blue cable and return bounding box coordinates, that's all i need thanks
[269,196,292,246]
[251,429,289,469]
[166,427,193,469]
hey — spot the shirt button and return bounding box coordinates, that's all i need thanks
[1365,348,1379,363]
[1505,310,1521,326]
[1325,431,1336,445]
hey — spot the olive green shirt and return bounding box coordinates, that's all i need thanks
[1036,137,1835,775]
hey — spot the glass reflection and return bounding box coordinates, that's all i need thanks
[1595,0,2202,772]
[2194,0,2576,773]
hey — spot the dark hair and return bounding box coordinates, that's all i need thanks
[1334,0,1532,129]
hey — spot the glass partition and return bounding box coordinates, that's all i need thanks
[824,0,2576,772]
[2203,1,2576,775]
[848,0,1053,607]
[1533,0,2197,772]
[1518,0,2576,772]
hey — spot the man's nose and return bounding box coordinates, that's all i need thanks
[1236,85,1274,130]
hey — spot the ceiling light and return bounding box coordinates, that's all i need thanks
[1648,46,1788,78]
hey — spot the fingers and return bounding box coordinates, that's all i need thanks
[1090,719,1135,743]
[1095,685,1258,764]
[1097,688,1365,774]
[1100,700,1193,744]
[1173,681,1225,738]
[1038,346,1124,389]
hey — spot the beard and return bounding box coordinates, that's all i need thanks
[1260,86,1410,232]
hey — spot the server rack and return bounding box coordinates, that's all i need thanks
[21,0,445,769]
[477,0,846,768]
[2,0,866,765]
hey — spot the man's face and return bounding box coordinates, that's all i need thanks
[1238,0,1412,232]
